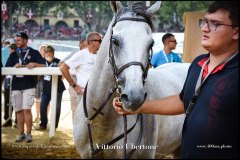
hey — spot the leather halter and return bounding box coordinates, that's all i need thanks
[82,15,153,159]
[109,17,153,85]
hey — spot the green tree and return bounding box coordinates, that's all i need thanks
[157,1,213,31]
[70,1,113,33]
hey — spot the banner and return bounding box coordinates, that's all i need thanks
[1,1,9,23]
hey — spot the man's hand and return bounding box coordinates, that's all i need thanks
[112,97,138,115]
[74,84,85,95]
[14,63,23,68]
[26,62,36,69]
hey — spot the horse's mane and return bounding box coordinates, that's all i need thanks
[116,1,154,31]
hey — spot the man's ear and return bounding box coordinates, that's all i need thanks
[232,27,239,40]
[24,39,28,44]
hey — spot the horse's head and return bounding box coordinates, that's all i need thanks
[109,1,161,112]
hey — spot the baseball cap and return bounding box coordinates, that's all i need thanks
[16,31,28,40]
[4,38,11,43]
[45,45,55,52]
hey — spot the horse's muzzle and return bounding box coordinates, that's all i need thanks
[121,90,147,112]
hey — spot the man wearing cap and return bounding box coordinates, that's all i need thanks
[5,31,45,143]
[59,32,102,124]
[36,45,66,130]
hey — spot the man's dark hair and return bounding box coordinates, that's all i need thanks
[207,1,239,27]
[16,31,28,40]
[162,33,174,44]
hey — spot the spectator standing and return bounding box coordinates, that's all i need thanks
[59,32,102,124]
[37,45,66,130]
[59,35,88,124]
[5,32,45,142]
[151,33,182,68]
[2,43,18,128]
[33,44,49,123]
[1,39,11,67]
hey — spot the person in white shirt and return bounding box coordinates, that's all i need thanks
[59,32,102,123]
[58,35,88,124]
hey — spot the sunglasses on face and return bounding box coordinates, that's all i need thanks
[91,39,102,43]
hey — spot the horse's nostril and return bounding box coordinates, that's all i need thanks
[120,94,128,102]
[144,92,147,101]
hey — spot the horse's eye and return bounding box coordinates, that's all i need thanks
[111,38,119,46]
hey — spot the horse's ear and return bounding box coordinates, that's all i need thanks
[146,1,161,17]
[110,1,123,13]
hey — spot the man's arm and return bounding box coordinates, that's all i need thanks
[26,62,45,68]
[59,62,84,94]
[59,62,75,86]
[113,94,185,115]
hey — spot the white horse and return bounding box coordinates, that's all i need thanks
[73,1,190,158]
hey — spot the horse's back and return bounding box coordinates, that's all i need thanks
[144,63,190,158]
[145,63,190,99]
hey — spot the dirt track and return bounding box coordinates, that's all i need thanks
[1,80,82,159]
[1,126,80,159]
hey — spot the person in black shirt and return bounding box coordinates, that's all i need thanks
[113,1,239,158]
[6,31,45,142]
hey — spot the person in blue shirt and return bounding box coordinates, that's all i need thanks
[151,33,182,68]
[1,39,11,67]
[2,43,18,128]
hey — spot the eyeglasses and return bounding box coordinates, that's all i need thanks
[91,39,102,43]
[168,40,177,43]
[199,18,237,31]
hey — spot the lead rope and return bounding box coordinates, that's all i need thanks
[123,115,127,159]
[115,75,127,159]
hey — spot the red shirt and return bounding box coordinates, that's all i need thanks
[197,57,226,80]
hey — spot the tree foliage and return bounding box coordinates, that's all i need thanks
[157,1,213,31]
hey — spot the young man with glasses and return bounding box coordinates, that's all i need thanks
[5,31,45,142]
[113,1,238,158]
[59,32,102,124]
[151,33,182,68]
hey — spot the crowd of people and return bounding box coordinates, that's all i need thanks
[2,23,88,41]
[1,30,102,143]
[1,1,238,158]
